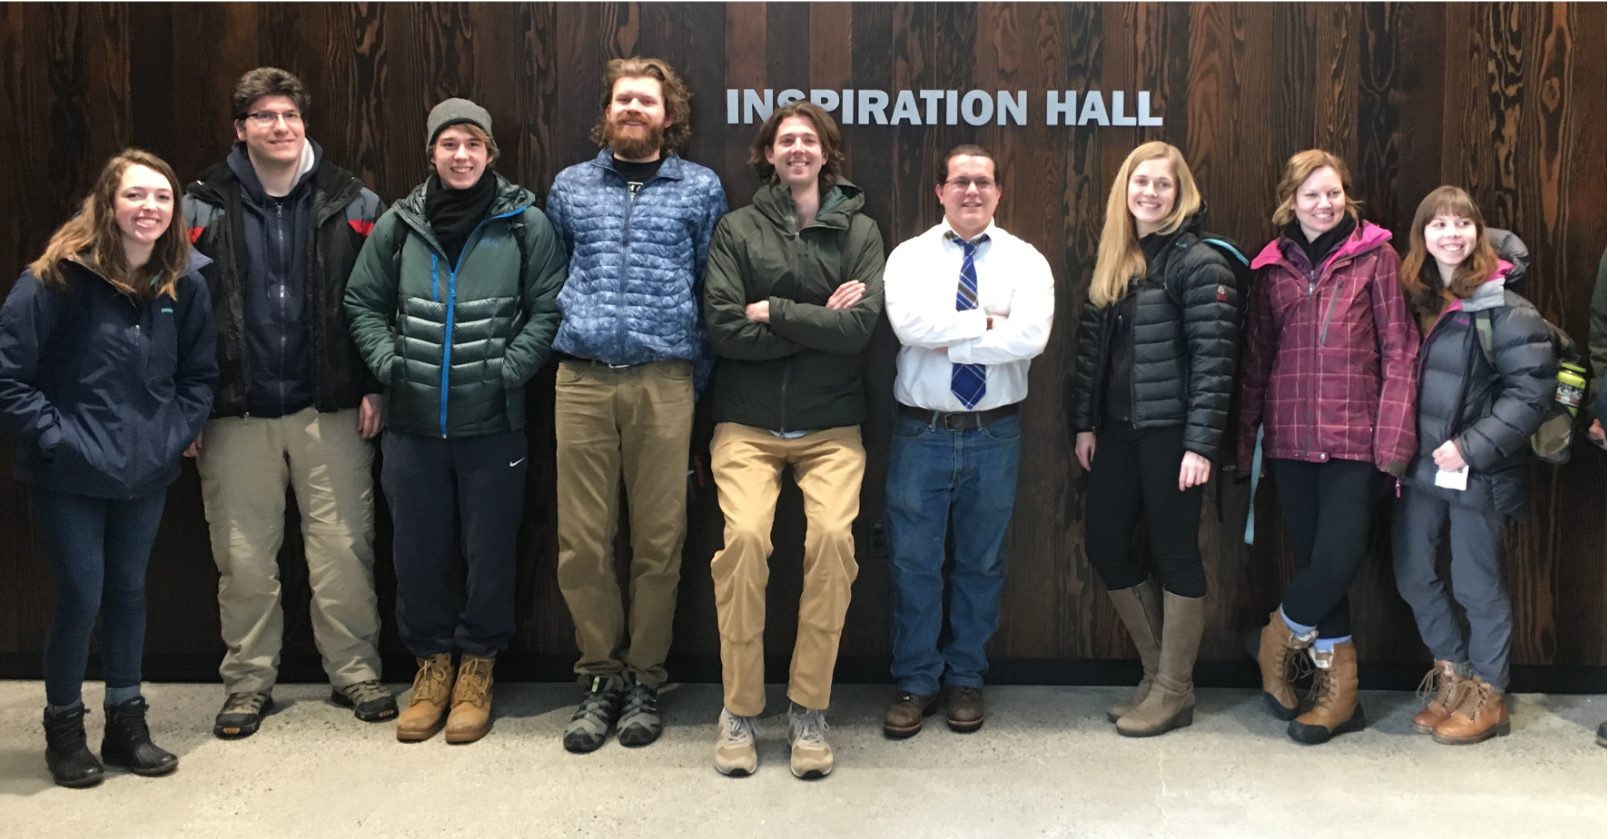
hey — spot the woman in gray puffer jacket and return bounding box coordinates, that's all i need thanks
[1392,186,1555,749]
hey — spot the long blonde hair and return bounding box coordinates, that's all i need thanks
[30,149,190,301]
[1090,142,1201,307]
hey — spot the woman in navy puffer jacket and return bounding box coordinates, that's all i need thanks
[0,149,217,788]
[1391,186,1554,748]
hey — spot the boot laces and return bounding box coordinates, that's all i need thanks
[1450,678,1490,720]
[412,657,453,703]
[455,657,493,705]
[44,707,89,747]
[1305,650,1338,709]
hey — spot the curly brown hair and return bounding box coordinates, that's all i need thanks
[747,101,845,190]
[588,57,693,156]
[31,149,190,301]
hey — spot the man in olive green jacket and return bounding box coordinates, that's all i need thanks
[344,99,565,745]
[702,101,884,781]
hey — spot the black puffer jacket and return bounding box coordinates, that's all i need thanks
[1069,209,1240,458]
[1407,260,1555,516]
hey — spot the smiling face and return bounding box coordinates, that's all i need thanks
[936,154,999,241]
[234,94,305,169]
[1126,157,1176,237]
[1424,211,1478,271]
[114,163,175,251]
[1294,166,1346,240]
[764,115,824,191]
[432,125,489,189]
[604,76,670,161]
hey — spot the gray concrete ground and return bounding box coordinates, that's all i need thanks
[0,680,1601,838]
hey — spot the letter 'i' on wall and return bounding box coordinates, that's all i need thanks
[728,89,1162,126]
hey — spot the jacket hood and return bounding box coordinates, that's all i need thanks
[1485,227,1529,290]
[1251,217,1391,270]
[395,170,534,225]
[752,178,865,232]
[225,139,321,203]
[66,248,213,286]
[1460,259,1514,313]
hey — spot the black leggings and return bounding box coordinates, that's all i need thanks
[1269,457,1383,638]
[1084,421,1207,598]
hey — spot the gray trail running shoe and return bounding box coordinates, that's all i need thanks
[331,679,398,722]
[714,707,760,777]
[787,704,833,779]
[214,691,274,739]
[563,676,624,754]
[617,675,662,747]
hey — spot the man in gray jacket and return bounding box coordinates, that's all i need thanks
[544,57,728,753]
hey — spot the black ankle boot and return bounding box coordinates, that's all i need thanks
[101,697,178,776]
[43,705,105,788]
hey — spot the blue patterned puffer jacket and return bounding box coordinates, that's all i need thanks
[546,150,728,394]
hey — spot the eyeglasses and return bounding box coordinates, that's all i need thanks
[244,110,303,127]
[944,177,997,193]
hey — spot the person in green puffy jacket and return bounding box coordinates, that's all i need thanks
[702,101,885,781]
[343,98,565,746]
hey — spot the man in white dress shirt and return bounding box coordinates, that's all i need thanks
[879,144,1055,738]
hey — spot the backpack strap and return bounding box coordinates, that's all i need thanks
[1473,309,1496,363]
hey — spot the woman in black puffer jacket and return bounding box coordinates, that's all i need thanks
[1069,141,1239,737]
[1392,186,1555,748]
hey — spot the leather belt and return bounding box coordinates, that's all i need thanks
[557,352,638,371]
[898,402,1018,431]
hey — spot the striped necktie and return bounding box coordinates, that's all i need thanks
[951,235,988,409]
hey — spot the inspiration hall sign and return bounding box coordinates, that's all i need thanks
[725,88,1165,127]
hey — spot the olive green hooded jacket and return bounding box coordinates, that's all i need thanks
[704,178,885,432]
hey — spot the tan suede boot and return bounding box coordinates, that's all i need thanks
[1106,579,1163,722]
[1287,642,1365,744]
[1412,660,1469,734]
[1432,675,1510,745]
[444,654,495,744]
[396,653,455,742]
[1255,609,1316,720]
[1117,592,1203,737]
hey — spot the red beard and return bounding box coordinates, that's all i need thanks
[605,114,664,161]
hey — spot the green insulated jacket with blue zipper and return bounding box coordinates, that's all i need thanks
[344,172,566,438]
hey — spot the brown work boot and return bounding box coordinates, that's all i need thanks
[1412,660,1470,734]
[884,691,939,739]
[1106,579,1163,722]
[1432,675,1510,745]
[1117,592,1203,737]
[444,654,495,744]
[1287,642,1365,744]
[1254,609,1316,720]
[396,653,455,742]
[946,686,985,733]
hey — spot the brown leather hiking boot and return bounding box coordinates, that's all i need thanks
[1287,642,1365,744]
[444,654,495,744]
[1255,609,1316,721]
[946,687,985,733]
[1106,579,1163,722]
[1432,675,1510,745]
[883,691,939,739]
[397,653,455,742]
[1412,660,1469,734]
[1117,592,1203,737]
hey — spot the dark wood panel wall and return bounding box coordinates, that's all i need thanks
[1,3,1603,676]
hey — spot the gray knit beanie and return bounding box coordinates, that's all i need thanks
[427,98,494,146]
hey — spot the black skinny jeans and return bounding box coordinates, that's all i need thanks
[1269,457,1383,638]
[1084,421,1208,598]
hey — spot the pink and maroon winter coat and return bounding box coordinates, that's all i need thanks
[1236,219,1420,477]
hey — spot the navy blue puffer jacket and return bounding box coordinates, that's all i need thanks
[545,150,728,393]
[0,254,217,498]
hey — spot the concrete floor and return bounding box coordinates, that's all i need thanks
[0,681,1601,839]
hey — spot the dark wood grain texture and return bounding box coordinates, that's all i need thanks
[0,3,1601,680]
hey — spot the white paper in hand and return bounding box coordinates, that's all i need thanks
[1434,466,1469,491]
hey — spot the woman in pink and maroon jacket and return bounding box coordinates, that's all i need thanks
[1238,149,1419,745]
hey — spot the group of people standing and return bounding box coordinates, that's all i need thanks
[1,56,1600,789]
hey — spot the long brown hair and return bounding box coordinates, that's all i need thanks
[589,56,694,156]
[30,149,190,301]
[748,101,846,190]
[1398,186,1500,317]
[1090,141,1202,307]
[1270,149,1362,226]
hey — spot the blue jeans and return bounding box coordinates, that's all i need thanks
[885,413,1021,695]
[34,486,168,707]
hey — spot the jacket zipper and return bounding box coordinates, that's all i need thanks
[437,207,526,437]
[275,201,288,416]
